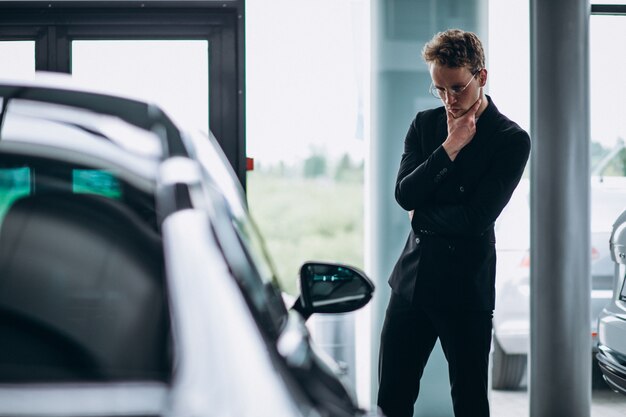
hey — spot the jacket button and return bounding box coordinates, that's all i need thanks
[415,237,421,245]
[459,186,465,193]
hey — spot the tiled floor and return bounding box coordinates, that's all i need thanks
[491,387,626,417]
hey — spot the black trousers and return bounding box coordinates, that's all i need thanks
[377,292,493,417]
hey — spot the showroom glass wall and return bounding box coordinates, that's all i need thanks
[488,1,626,415]
[245,0,368,396]
[245,0,367,295]
[0,40,33,218]
[71,40,209,133]
[245,0,602,412]
[0,41,35,76]
[0,40,208,130]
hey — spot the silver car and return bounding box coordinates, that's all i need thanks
[0,75,379,417]
[493,152,626,389]
[597,207,626,395]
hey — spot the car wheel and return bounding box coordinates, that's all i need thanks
[492,337,526,390]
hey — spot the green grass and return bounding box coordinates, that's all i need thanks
[247,172,364,295]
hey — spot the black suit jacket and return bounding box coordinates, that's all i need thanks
[388,96,531,311]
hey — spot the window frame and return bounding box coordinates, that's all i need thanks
[591,4,626,15]
[0,1,246,188]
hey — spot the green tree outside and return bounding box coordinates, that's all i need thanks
[247,162,364,295]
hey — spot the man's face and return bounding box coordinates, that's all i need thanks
[429,64,484,118]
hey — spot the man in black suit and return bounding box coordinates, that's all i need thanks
[377,29,530,417]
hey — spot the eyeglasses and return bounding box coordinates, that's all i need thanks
[429,69,481,100]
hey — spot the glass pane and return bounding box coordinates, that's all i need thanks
[488,6,626,415]
[591,16,626,158]
[590,14,626,413]
[598,148,626,177]
[488,1,530,135]
[246,0,365,296]
[71,40,209,133]
[0,41,36,78]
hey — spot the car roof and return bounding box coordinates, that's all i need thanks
[0,73,189,159]
[0,74,247,218]
[0,74,194,192]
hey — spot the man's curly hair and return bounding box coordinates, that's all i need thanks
[422,29,485,73]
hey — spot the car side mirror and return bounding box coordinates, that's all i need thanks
[292,262,374,321]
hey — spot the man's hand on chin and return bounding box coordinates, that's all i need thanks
[442,97,482,161]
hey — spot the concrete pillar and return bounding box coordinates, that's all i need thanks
[530,1,591,416]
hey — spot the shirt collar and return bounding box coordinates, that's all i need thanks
[476,95,498,128]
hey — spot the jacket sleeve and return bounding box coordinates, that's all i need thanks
[395,113,454,211]
[411,131,530,237]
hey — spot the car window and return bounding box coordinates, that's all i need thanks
[591,187,626,232]
[191,131,289,334]
[234,218,290,333]
[203,182,288,338]
[192,130,283,288]
[600,148,626,177]
[0,153,170,383]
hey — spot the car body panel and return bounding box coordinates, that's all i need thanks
[163,210,306,417]
[0,383,168,417]
[599,313,626,357]
[597,314,626,395]
[598,257,626,391]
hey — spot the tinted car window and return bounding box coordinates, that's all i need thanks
[600,148,626,177]
[0,154,170,383]
[232,214,289,332]
[192,132,289,335]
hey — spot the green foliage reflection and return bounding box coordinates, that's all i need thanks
[0,167,30,221]
[73,170,121,199]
